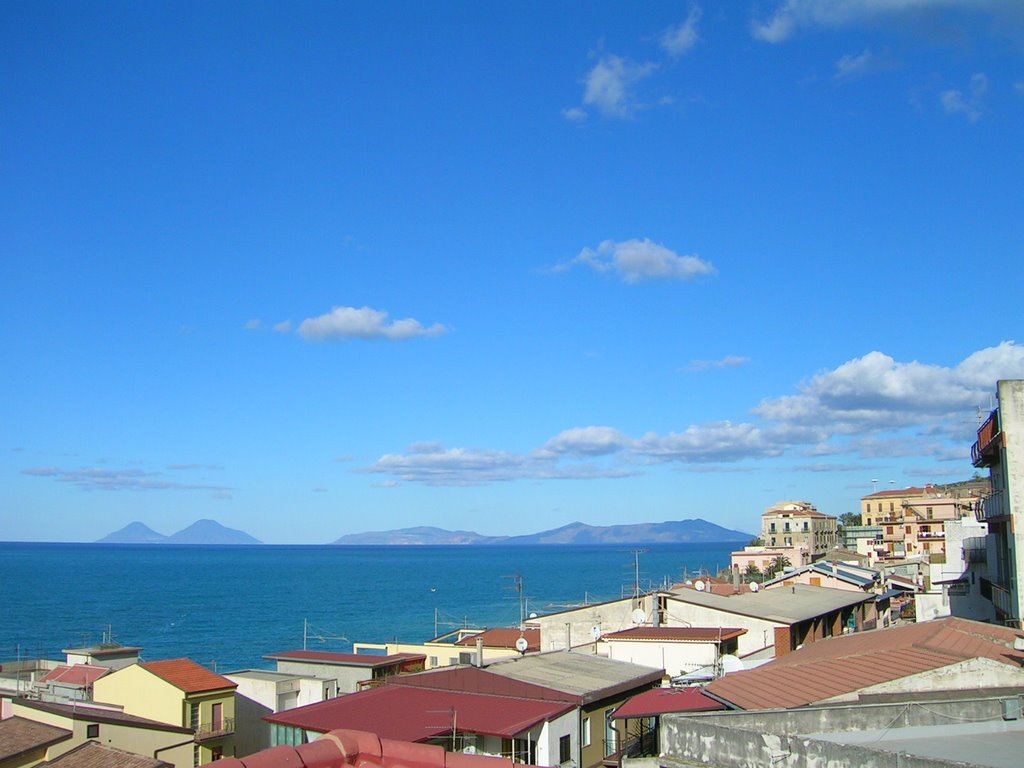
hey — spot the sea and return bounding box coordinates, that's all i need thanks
[0,542,738,672]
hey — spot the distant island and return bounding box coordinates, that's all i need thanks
[332,518,753,546]
[97,519,262,545]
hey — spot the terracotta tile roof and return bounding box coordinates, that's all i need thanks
[705,617,1024,710]
[863,486,930,499]
[0,716,72,762]
[42,664,110,687]
[264,651,425,667]
[612,687,725,718]
[264,684,574,741]
[141,658,237,693]
[603,627,747,643]
[218,728,530,768]
[41,741,170,768]
[454,629,540,651]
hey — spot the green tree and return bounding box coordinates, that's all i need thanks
[839,512,862,527]
[766,555,791,578]
[749,536,765,547]
[744,563,762,581]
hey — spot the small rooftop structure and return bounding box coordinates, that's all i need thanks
[482,650,663,703]
[263,651,425,668]
[62,644,142,671]
[41,664,110,688]
[611,687,725,719]
[454,629,540,652]
[41,741,171,768]
[664,582,871,624]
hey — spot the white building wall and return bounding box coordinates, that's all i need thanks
[1000,380,1024,623]
[534,598,648,652]
[604,640,715,678]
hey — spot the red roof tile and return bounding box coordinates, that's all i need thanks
[141,659,236,693]
[42,664,110,687]
[265,684,574,741]
[612,688,725,718]
[603,627,746,643]
[705,617,1024,710]
[454,629,540,652]
[264,651,425,667]
[218,729,528,768]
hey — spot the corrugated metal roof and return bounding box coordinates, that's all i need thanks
[603,627,747,643]
[705,617,1024,710]
[264,650,425,667]
[264,684,574,740]
[665,584,871,623]
[484,651,663,703]
[141,659,237,694]
[612,687,725,718]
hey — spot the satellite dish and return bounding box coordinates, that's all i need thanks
[514,637,529,654]
[528,612,537,619]
[591,625,601,641]
[694,580,706,592]
[720,655,744,674]
[631,608,646,624]
[750,581,760,592]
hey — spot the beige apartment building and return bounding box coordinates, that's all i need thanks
[861,483,986,561]
[761,501,838,561]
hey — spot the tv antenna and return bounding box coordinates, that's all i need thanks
[303,618,348,650]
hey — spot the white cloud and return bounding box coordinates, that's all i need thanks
[561,107,588,122]
[941,72,988,122]
[22,465,231,492]
[556,239,715,283]
[687,355,751,372]
[834,49,896,81]
[297,306,447,341]
[752,0,1014,43]
[361,342,1024,486]
[582,55,657,118]
[245,319,263,331]
[273,320,293,333]
[754,341,1024,431]
[661,6,702,57]
[540,427,633,457]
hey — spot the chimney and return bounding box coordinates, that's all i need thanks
[475,636,484,667]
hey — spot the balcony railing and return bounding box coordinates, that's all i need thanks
[972,411,1001,467]
[194,718,234,741]
[979,493,1007,521]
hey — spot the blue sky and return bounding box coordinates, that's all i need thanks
[3,1,1024,544]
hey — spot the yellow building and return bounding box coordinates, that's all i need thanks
[861,484,985,560]
[92,658,237,765]
[761,501,838,560]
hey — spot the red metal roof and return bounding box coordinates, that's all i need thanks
[140,659,237,694]
[612,687,725,719]
[265,651,426,667]
[454,629,540,652]
[705,617,1024,710]
[218,728,531,768]
[42,664,110,687]
[603,627,747,643]
[265,684,574,741]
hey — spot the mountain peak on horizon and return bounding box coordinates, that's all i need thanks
[96,519,261,545]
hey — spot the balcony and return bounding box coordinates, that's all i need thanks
[972,411,1001,468]
[194,718,234,741]
[979,493,1007,521]
[917,531,945,540]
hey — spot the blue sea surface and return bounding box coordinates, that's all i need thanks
[0,542,737,671]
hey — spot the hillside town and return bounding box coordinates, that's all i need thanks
[2,379,1022,768]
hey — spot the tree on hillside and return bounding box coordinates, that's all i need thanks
[839,512,862,527]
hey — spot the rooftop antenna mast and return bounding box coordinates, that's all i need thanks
[503,574,527,629]
[630,549,648,599]
[303,619,348,651]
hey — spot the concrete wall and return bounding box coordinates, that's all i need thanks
[535,598,647,652]
[605,640,717,678]
[661,597,781,657]
[998,380,1024,625]
[655,697,1019,768]
[272,661,367,694]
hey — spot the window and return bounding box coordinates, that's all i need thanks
[770,523,776,532]
[86,723,99,739]
[559,735,571,764]
[458,652,474,665]
[582,717,591,747]
[190,703,200,730]
[890,502,894,512]
[927,507,934,519]
[878,503,882,513]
